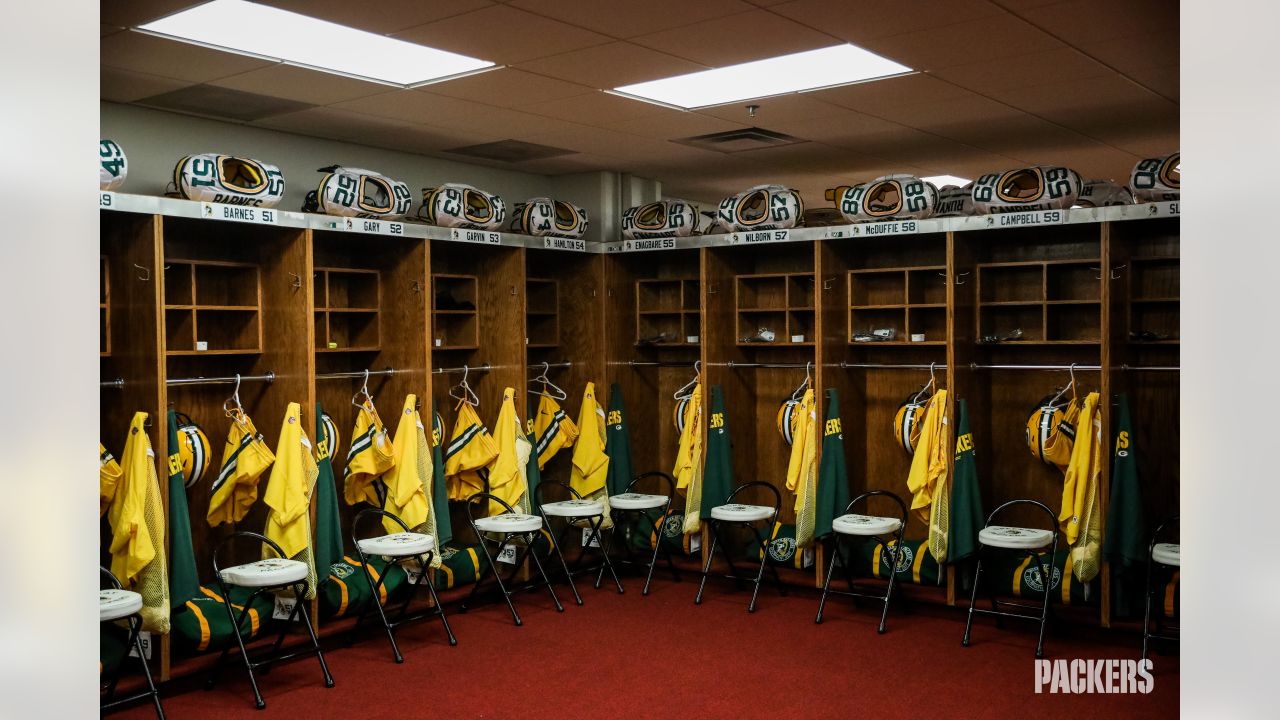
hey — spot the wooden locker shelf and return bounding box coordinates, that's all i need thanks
[314,267,381,352]
[432,273,480,350]
[526,277,559,348]
[635,277,700,345]
[163,259,263,354]
[975,257,1103,344]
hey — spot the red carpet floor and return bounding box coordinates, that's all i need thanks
[116,577,1179,719]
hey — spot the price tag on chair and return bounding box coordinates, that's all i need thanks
[581,528,601,548]
[496,546,519,564]
[272,595,299,621]
[127,631,153,660]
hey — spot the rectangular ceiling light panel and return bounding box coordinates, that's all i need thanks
[139,0,494,87]
[613,44,911,109]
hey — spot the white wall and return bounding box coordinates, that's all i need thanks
[100,102,643,243]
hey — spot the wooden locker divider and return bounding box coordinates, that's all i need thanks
[429,241,527,547]
[311,229,429,562]
[702,243,818,584]
[160,217,316,674]
[524,250,606,490]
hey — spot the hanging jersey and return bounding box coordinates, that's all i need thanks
[303,166,412,218]
[100,443,122,517]
[207,410,276,526]
[933,184,975,217]
[532,393,579,470]
[831,174,939,222]
[1130,153,1179,202]
[1075,179,1133,208]
[420,183,507,230]
[445,400,499,502]
[894,396,928,454]
[509,197,589,238]
[672,383,704,534]
[488,388,533,514]
[173,154,285,207]
[108,412,170,633]
[1026,394,1080,472]
[382,396,436,547]
[174,412,212,489]
[344,400,395,506]
[971,166,1082,214]
[716,184,803,231]
[621,200,701,239]
[1060,392,1103,583]
[784,388,818,548]
[905,390,950,562]
[100,139,127,191]
[262,403,319,599]
[569,382,611,500]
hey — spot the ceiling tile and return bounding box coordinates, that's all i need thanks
[519,91,669,126]
[257,106,501,154]
[695,94,850,126]
[101,1,205,27]
[258,0,496,34]
[1013,0,1177,46]
[393,5,610,64]
[517,153,626,175]
[330,89,572,138]
[211,65,388,105]
[859,13,1067,71]
[514,42,708,88]
[931,48,1112,94]
[807,73,975,116]
[989,74,1177,139]
[606,110,748,141]
[102,24,125,37]
[422,68,592,108]
[521,126,686,160]
[101,66,191,104]
[101,30,276,84]
[768,0,1003,44]
[509,0,755,38]
[630,9,838,66]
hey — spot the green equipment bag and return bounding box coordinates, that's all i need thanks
[838,536,943,587]
[170,585,277,656]
[744,522,814,569]
[319,555,409,619]
[625,506,698,556]
[432,544,490,590]
[100,622,131,677]
[981,548,1098,606]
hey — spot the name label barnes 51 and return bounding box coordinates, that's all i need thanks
[201,202,278,225]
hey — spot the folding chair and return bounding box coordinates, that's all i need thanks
[349,508,457,663]
[207,531,334,709]
[962,499,1059,658]
[100,567,165,719]
[535,480,624,605]
[1142,516,1180,662]
[695,481,788,613]
[460,493,564,626]
[603,471,682,595]
[814,490,909,633]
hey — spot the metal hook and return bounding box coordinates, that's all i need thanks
[954,271,969,286]
[411,280,422,294]
[134,264,151,281]
[1110,264,1126,280]
[288,272,301,290]
[822,277,834,290]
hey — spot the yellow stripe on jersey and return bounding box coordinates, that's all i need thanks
[532,393,579,469]
[445,400,499,502]
[208,410,276,526]
[344,400,395,506]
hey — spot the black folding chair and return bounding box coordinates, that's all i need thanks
[694,481,788,613]
[814,490,909,633]
[961,499,1060,658]
[99,567,165,719]
[1142,516,1180,662]
[207,531,334,709]
[603,471,682,595]
[460,493,564,626]
[349,508,457,663]
[535,480,624,605]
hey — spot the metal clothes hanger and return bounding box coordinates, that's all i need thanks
[223,373,245,420]
[790,361,813,401]
[673,360,701,400]
[910,362,938,405]
[527,362,567,400]
[351,368,375,410]
[1046,363,1078,406]
[450,364,481,406]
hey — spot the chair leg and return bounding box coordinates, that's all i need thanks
[588,516,625,594]
[131,615,165,720]
[1142,556,1155,662]
[421,564,458,646]
[694,521,718,605]
[879,531,904,634]
[357,556,403,663]
[545,515,584,606]
[815,536,842,624]
[595,511,623,590]
[209,581,266,709]
[291,583,334,688]
[962,547,985,648]
[1033,551,1052,659]
[525,533,565,614]
[746,524,773,613]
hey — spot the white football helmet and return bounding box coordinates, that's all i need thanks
[832,174,939,222]
[303,166,412,218]
[933,183,975,217]
[715,184,803,231]
[509,197,588,238]
[100,139,127,191]
[1075,179,1134,208]
[173,154,285,207]
[1130,153,1179,202]
[971,166,1082,214]
[621,200,702,239]
[419,183,506,230]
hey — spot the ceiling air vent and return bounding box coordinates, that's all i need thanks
[137,85,315,121]
[675,126,807,154]
[443,140,577,163]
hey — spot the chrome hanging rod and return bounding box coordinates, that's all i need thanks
[432,363,492,375]
[710,361,811,369]
[838,362,948,370]
[167,371,276,387]
[526,362,571,369]
[316,367,398,380]
[621,361,697,368]
[969,363,1179,372]
[100,378,125,389]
